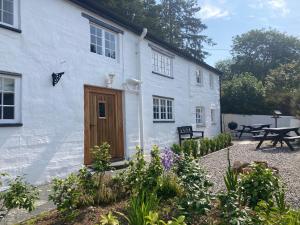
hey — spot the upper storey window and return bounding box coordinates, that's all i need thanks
[90,24,117,60]
[0,0,14,26]
[196,70,203,86]
[152,50,172,78]
[209,73,214,89]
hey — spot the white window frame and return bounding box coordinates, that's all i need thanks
[0,0,19,28]
[90,23,117,60]
[153,96,174,122]
[0,73,21,124]
[211,108,216,125]
[152,50,173,78]
[209,73,214,89]
[196,106,205,127]
[196,70,204,86]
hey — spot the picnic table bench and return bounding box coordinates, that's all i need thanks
[237,124,271,139]
[255,127,300,151]
[177,126,204,145]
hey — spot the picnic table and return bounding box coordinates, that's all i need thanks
[255,127,300,151]
[237,124,271,139]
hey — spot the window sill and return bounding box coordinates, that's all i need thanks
[0,24,22,33]
[152,71,174,79]
[196,84,204,87]
[153,120,175,123]
[0,123,23,127]
[196,124,206,128]
[211,123,217,125]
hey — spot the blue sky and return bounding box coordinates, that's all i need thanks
[197,0,300,66]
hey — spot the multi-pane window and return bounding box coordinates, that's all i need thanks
[90,24,117,59]
[211,108,216,124]
[196,106,205,126]
[0,0,14,26]
[152,50,172,77]
[153,96,174,121]
[196,70,203,86]
[0,77,14,120]
[209,73,214,89]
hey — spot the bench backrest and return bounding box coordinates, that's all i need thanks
[177,126,193,135]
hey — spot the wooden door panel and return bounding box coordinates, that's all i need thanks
[84,85,124,165]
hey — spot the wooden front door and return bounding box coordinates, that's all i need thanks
[84,85,124,165]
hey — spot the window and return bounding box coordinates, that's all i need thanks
[152,50,172,77]
[0,0,14,26]
[90,24,117,59]
[209,73,214,89]
[196,70,203,86]
[196,106,205,126]
[153,96,174,122]
[98,102,106,118]
[211,108,216,124]
[0,74,21,124]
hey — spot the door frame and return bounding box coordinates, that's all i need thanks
[84,85,125,165]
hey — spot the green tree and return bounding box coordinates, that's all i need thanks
[103,0,213,60]
[231,29,300,81]
[215,59,235,81]
[265,61,300,115]
[221,73,267,114]
[291,92,300,118]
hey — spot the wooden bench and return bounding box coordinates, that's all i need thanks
[177,126,204,146]
[283,136,300,150]
[253,134,279,140]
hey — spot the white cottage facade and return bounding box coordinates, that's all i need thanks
[0,0,221,184]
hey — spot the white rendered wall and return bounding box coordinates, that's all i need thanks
[0,0,221,184]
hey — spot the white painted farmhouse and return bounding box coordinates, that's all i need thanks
[0,0,221,184]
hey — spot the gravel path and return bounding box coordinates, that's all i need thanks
[199,140,300,208]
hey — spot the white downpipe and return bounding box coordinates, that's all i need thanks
[137,28,147,150]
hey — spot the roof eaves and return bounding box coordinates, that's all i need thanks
[68,0,223,76]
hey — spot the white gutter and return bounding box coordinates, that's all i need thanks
[137,28,148,149]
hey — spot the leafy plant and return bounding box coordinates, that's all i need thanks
[157,172,183,200]
[175,156,212,216]
[145,211,186,225]
[123,192,159,225]
[224,149,238,192]
[200,138,210,156]
[239,163,281,208]
[0,176,39,222]
[99,212,120,225]
[91,142,113,205]
[171,144,182,155]
[49,173,82,220]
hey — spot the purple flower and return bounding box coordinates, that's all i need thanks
[161,148,177,171]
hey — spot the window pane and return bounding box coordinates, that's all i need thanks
[90,25,96,35]
[3,0,13,13]
[3,93,14,105]
[91,35,96,44]
[0,78,2,91]
[90,44,96,53]
[0,93,2,105]
[3,78,14,92]
[96,28,102,36]
[96,46,102,55]
[0,106,2,119]
[3,106,14,119]
[99,102,106,118]
[3,11,13,25]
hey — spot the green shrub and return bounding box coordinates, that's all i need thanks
[171,144,183,155]
[145,211,186,225]
[124,192,159,225]
[0,176,39,222]
[175,156,212,216]
[239,163,281,208]
[157,172,184,200]
[255,200,300,225]
[200,138,210,156]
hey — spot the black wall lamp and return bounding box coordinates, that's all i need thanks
[52,72,64,86]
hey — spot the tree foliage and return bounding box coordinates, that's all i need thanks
[102,0,214,60]
[231,29,300,81]
[265,61,300,115]
[221,73,267,114]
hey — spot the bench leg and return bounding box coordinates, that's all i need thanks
[239,129,244,139]
[285,140,295,151]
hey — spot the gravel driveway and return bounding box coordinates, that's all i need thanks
[199,140,300,208]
